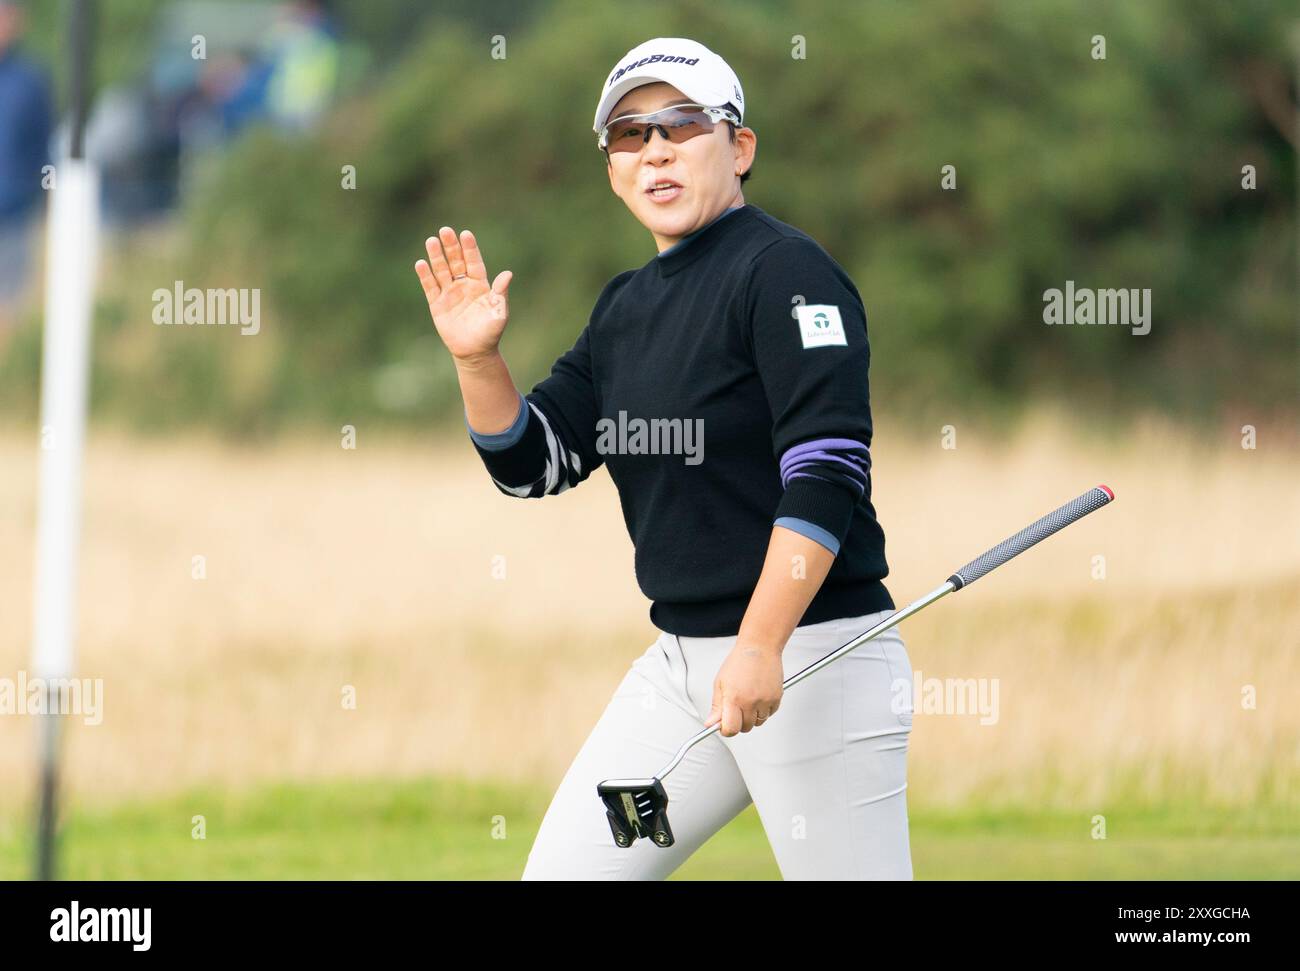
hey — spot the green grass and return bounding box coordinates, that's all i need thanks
[1,776,1296,880]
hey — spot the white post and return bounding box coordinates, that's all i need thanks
[31,158,99,681]
[30,152,100,880]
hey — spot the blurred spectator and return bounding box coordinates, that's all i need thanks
[0,0,52,339]
[76,0,346,230]
[210,49,272,137]
[83,83,182,226]
[230,0,341,135]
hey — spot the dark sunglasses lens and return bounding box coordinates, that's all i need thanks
[605,107,715,153]
[606,121,646,152]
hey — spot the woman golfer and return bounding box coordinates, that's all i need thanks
[415,37,914,880]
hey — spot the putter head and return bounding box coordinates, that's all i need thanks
[596,777,675,848]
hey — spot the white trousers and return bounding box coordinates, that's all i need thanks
[521,609,914,880]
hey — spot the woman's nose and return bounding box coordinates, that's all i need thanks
[643,126,674,153]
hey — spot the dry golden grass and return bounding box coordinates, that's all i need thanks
[0,407,1296,819]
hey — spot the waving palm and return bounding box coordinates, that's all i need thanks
[415,226,514,362]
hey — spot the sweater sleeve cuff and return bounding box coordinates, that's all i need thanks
[773,475,856,549]
[774,517,840,555]
[465,391,528,451]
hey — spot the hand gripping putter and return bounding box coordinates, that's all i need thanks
[597,484,1116,848]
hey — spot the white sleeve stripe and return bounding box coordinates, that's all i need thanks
[529,403,563,493]
[490,475,535,498]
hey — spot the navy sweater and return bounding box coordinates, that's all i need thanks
[466,203,895,636]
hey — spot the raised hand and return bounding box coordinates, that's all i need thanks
[415,227,514,364]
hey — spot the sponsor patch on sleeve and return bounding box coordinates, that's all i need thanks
[794,304,847,349]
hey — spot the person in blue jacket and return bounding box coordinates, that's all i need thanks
[0,0,52,342]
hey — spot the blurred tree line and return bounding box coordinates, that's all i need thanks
[1,0,1293,438]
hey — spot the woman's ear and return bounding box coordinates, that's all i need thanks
[736,126,756,175]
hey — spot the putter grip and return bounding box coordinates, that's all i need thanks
[946,484,1114,590]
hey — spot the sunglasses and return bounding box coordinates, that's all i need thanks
[597,103,741,154]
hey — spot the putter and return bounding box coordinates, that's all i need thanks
[597,483,1116,848]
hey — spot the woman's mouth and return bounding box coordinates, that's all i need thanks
[645,181,683,203]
